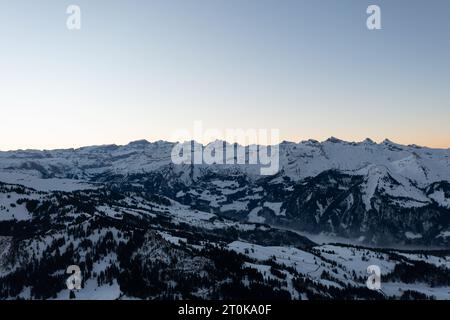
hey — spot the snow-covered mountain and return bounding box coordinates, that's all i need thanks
[1,138,449,184]
[0,181,449,300]
[0,138,450,300]
[1,138,449,246]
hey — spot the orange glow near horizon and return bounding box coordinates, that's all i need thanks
[1,133,448,152]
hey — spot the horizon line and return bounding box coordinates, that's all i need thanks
[1,137,449,153]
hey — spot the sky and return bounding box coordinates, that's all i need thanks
[0,0,449,150]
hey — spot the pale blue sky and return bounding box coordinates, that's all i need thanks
[1,0,449,150]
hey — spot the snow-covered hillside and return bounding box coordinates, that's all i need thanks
[0,182,449,300]
[0,138,449,246]
[0,138,450,300]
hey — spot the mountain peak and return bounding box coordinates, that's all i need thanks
[127,139,150,147]
[325,137,344,143]
[362,138,375,144]
[382,138,394,145]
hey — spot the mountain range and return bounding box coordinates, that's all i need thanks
[0,138,449,299]
[1,138,449,246]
